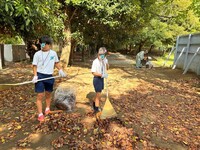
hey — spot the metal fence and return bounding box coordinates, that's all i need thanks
[172,33,200,75]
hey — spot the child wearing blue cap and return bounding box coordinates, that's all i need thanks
[32,35,67,122]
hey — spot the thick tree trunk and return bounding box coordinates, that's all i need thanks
[129,44,132,51]
[82,46,85,62]
[135,39,147,54]
[87,45,90,58]
[0,44,5,69]
[60,22,71,69]
[126,45,128,51]
[149,44,154,53]
[138,43,143,52]
[69,39,76,66]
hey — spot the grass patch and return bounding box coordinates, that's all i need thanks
[153,52,174,67]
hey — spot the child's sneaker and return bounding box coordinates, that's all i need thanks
[45,109,50,115]
[95,108,102,120]
[38,114,44,122]
[93,102,96,110]
[94,107,101,114]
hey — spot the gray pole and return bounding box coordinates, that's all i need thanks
[172,47,186,69]
[183,34,192,70]
[163,47,175,67]
[183,47,200,74]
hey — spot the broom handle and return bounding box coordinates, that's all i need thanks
[34,75,60,82]
[0,76,60,86]
[22,75,60,85]
[106,78,108,98]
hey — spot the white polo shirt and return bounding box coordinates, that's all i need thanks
[32,50,59,75]
[91,57,108,75]
[137,51,145,60]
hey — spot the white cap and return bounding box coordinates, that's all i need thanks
[144,50,148,54]
[98,47,106,54]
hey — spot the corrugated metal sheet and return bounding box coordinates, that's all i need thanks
[173,33,200,75]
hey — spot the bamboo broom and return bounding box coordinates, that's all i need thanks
[100,78,117,119]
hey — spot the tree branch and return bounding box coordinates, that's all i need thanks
[69,8,78,22]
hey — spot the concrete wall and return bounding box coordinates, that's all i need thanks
[174,33,200,75]
[3,44,26,62]
[4,44,13,61]
[12,45,26,61]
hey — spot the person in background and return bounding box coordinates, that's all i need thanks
[91,47,109,114]
[32,35,67,122]
[135,50,148,68]
[145,55,153,69]
[35,39,41,51]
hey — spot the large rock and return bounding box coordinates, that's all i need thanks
[53,86,76,112]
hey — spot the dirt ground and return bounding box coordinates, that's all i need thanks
[0,52,199,150]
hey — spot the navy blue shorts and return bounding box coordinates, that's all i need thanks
[35,72,55,93]
[93,77,104,92]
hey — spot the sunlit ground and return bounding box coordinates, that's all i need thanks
[0,52,199,149]
[154,52,175,67]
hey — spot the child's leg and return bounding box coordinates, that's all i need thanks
[148,61,153,69]
[45,91,51,109]
[94,92,101,107]
[136,57,140,68]
[36,93,44,114]
[43,78,54,113]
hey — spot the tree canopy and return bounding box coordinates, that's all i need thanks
[0,0,64,41]
[0,0,200,59]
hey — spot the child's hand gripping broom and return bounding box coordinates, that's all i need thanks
[100,78,117,119]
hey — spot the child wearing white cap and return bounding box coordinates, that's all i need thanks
[91,47,109,113]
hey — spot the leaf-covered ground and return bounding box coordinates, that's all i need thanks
[0,53,199,150]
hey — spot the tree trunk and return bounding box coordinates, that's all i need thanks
[149,44,154,53]
[69,40,76,66]
[0,44,5,69]
[60,21,71,69]
[82,46,85,62]
[135,39,147,54]
[138,43,143,52]
[58,38,63,57]
[87,45,90,58]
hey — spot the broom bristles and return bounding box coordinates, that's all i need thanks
[100,98,117,119]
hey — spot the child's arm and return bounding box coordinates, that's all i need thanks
[55,62,67,77]
[105,58,109,70]
[91,61,104,77]
[32,65,38,83]
[55,62,62,70]
[92,72,102,77]
[33,65,37,76]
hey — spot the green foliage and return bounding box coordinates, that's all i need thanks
[0,0,64,42]
[0,34,23,44]
[71,31,84,45]
[154,52,175,67]
[1,0,200,52]
[192,0,200,16]
[127,0,200,51]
